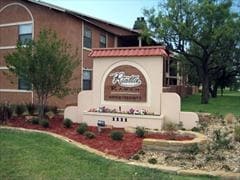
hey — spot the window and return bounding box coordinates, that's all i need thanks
[99,34,106,48]
[84,27,92,48]
[18,78,31,90]
[19,24,32,44]
[83,70,92,90]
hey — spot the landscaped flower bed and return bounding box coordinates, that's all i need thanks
[4,115,195,159]
[5,115,142,159]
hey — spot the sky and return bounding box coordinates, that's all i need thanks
[42,0,159,29]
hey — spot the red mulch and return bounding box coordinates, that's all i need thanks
[5,115,194,159]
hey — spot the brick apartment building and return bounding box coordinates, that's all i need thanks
[0,0,150,107]
[0,0,189,108]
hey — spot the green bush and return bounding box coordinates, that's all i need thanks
[191,127,201,132]
[138,150,145,155]
[162,121,177,131]
[212,129,231,150]
[110,130,124,141]
[77,123,88,134]
[31,117,40,125]
[26,103,36,115]
[234,126,240,142]
[136,127,145,138]
[148,158,157,164]
[63,118,73,128]
[15,104,26,116]
[132,154,140,160]
[182,144,200,155]
[39,119,49,128]
[84,131,96,139]
[0,104,13,123]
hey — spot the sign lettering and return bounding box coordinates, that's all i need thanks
[104,65,147,102]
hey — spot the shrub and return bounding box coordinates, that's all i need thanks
[31,117,40,125]
[39,119,49,128]
[132,154,140,160]
[110,130,124,141]
[234,126,240,142]
[0,104,13,124]
[148,158,157,164]
[162,121,177,131]
[26,103,36,115]
[63,118,73,128]
[84,131,96,139]
[136,127,145,138]
[191,127,201,132]
[77,123,88,134]
[15,104,26,116]
[182,144,200,155]
[212,129,231,150]
[138,150,145,155]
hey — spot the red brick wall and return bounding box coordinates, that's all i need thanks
[0,0,118,108]
[0,49,15,66]
[0,91,32,104]
[0,26,19,46]
[0,70,18,89]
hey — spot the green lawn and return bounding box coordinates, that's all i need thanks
[182,91,240,116]
[0,129,214,180]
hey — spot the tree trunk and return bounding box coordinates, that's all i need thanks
[201,75,209,104]
[221,87,224,96]
[212,83,218,98]
[37,94,47,120]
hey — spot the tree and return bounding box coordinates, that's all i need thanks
[143,0,240,104]
[5,29,78,119]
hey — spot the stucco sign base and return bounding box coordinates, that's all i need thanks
[83,112,164,130]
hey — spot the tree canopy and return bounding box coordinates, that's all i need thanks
[143,0,240,103]
[5,29,79,118]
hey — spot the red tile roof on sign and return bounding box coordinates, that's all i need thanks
[88,46,169,58]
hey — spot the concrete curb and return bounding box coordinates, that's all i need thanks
[1,126,240,179]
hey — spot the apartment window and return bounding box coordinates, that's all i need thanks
[83,70,92,90]
[84,27,92,48]
[99,34,106,48]
[18,78,31,90]
[19,24,32,44]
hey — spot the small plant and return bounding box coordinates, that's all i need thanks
[132,154,140,160]
[212,129,231,150]
[31,117,40,124]
[234,125,240,142]
[135,127,145,138]
[63,118,73,128]
[15,104,26,116]
[0,103,13,124]
[148,158,157,164]
[182,144,200,155]
[110,130,124,141]
[191,127,201,132]
[138,150,145,155]
[84,131,96,139]
[26,103,36,115]
[162,121,177,131]
[77,122,88,134]
[39,119,49,128]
